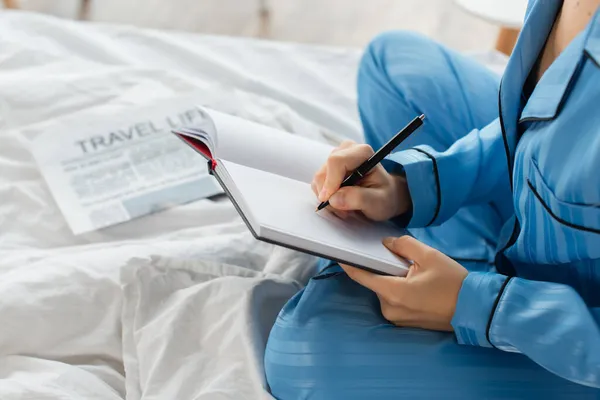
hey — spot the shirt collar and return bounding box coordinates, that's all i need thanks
[519,6,600,122]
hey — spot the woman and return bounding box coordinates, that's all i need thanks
[264,0,600,398]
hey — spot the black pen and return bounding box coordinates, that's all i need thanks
[316,114,425,212]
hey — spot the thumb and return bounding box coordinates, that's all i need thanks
[383,235,430,264]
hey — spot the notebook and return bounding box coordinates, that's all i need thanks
[173,107,410,276]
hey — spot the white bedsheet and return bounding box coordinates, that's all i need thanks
[0,11,507,399]
[0,10,362,399]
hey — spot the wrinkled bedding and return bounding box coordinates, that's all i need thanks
[0,11,506,399]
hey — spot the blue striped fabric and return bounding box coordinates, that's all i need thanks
[430,0,600,388]
[264,1,600,397]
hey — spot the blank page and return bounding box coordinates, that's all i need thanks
[222,160,410,276]
[208,109,333,183]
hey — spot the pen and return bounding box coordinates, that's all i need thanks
[316,114,425,212]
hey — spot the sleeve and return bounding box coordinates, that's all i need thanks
[382,118,511,228]
[451,272,600,388]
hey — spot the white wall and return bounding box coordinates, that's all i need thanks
[5,0,500,51]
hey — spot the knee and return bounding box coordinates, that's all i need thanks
[264,273,383,399]
[358,30,436,83]
[357,31,440,148]
[357,30,441,120]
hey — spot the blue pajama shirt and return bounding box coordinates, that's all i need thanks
[264,1,600,398]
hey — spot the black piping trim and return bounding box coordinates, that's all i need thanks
[412,148,441,227]
[518,116,554,123]
[585,50,600,68]
[527,180,600,234]
[495,79,518,277]
[486,276,512,347]
[498,78,514,191]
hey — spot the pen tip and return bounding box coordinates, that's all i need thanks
[315,202,327,212]
[419,114,425,121]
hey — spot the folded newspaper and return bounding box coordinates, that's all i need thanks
[31,96,222,235]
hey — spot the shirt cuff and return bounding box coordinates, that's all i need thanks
[382,148,439,228]
[451,272,511,348]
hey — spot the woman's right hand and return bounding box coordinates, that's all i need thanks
[312,140,412,221]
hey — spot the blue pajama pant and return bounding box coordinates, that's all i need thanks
[264,32,597,399]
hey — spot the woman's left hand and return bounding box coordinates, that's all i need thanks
[340,236,468,332]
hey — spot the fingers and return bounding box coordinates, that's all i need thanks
[330,209,351,220]
[328,186,378,212]
[320,144,374,201]
[329,209,369,222]
[383,236,432,264]
[312,165,327,196]
[311,173,322,196]
[312,142,375,204]
[339,264,406,302]
[337,140,356,150]
[378,294,411,323]
[311,141,354,197]
[342,265,415,325]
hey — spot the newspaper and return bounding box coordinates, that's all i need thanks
[31,97,223,235]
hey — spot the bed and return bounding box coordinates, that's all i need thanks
[0,10,507,399]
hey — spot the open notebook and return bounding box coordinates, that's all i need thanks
[173,108,410,276]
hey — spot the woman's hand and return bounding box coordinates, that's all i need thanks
[312,140,411,221]
[341,236,468,332]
